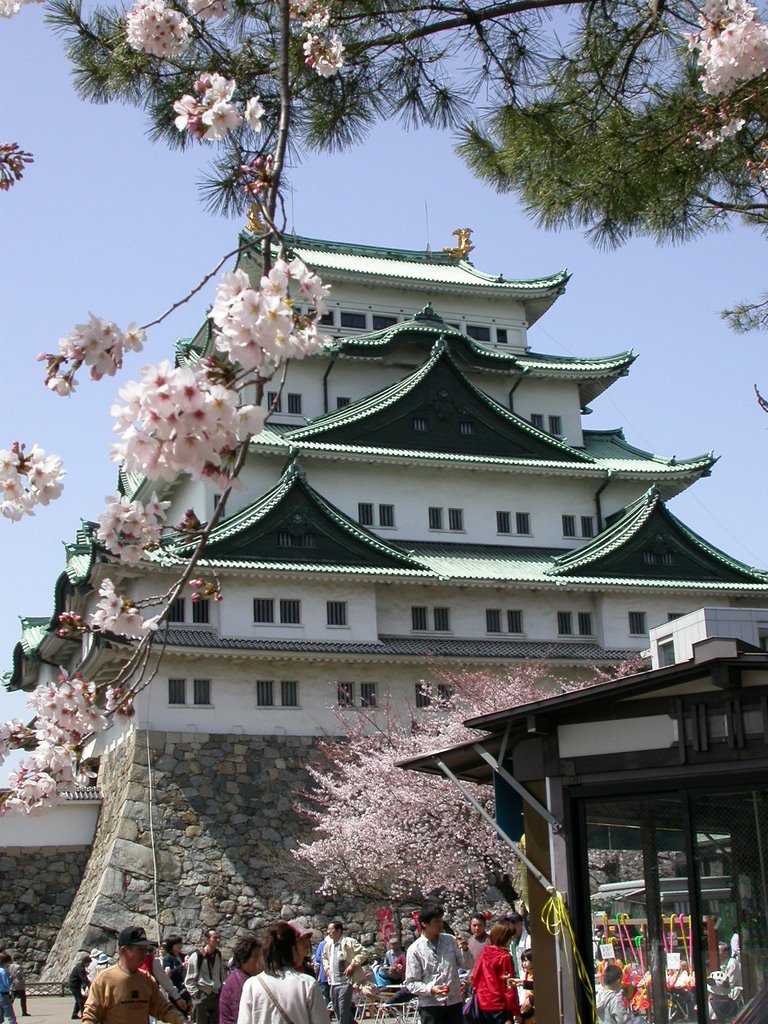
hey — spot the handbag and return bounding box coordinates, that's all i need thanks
[462,992,482,1023]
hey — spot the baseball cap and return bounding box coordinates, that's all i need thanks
[288,920,312,939]
[118,926,156,948]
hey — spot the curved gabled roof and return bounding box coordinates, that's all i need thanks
[158,459,429,574]
[286,338,593,463]
[547,488,768,585]
[233,232,569,325]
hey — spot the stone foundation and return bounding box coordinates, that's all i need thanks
[42,729,341,979]
[0,845,90,977]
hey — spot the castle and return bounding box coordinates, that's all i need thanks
[5,230,768,977]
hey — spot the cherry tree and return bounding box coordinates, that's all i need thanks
[294,662,642,909]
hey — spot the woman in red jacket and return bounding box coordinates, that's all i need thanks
[470,921,522,1024]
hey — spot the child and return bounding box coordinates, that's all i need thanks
[0,953,19,1024]
[596,964,640,1024]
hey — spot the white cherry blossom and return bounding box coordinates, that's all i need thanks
[125,0,191,57]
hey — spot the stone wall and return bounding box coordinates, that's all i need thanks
[0,845,90,977]
[43,728,342,979]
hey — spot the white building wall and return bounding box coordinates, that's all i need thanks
[0,801,100,846]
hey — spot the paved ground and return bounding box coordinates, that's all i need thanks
[10,996,76,1024]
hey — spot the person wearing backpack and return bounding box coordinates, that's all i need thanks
[185,929,226,1024]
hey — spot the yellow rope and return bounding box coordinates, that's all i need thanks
[541,888,598,1024]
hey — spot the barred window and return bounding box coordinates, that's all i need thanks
[549,415,563,436]
[254,598,274,623]
[530,413,544,430]
[358,502,374,526]
[428,507,443,530]
[360,683,377,708]
[466,324,491,342]
[629,611,648,635]
[287,393,302,415]
[336,396,351,408]
[280,599,301,624]
[557,611,573,636]
[415,684,431,709]
[372,315,397,330]
[433,607,450,631]
[337,682,355,707]
[412,606,428,631]
[486,609,502,633]
[267,390,282,413]
[507,609,524,634]
[193,679,211,705]
[412,416,429,432]
[496,328,508,344]
[562,515,576,538]
[516,512,531,535]
[578,612,593,636]
[379,504,395,527]
[281,680,299,706]
[340,311,366,329]
[277,530,316,548]
[256,680,274,707]
[169,597,186,623]
[168,678,186,705]
[581,516,595,538]
[448,508,464,531]
[192,598,210,624]
[459,421,474,436]
[327,601,348,626]
[496,511,511,534]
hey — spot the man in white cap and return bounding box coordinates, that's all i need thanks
[82,927,187,1024]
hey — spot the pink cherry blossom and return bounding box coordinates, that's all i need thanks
[90,578,159,638]
[188,0,229,18]
[96,491,170,563]
[687,0,768,94]
[302,31,345,77]
[125,0,191,57]
[0,442,65,520]
[39,314,146,394]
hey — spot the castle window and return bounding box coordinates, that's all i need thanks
[253,598,275,623]
[643,550,675,566]
[193,679,211,705]
[531,413,544,430]
[629,611,648,635]
[549,415,563,436]
[280,599,301,624]
[337,682,355,707]
[192,598,210,625]
[459,421,474,436]
[327,601,348,626]
[358,502,374,526]
[281,680,299,706]
[562,515,576,538]
[360,682,378,708]
[412,606,428,631]
[336,396,351,408]
[496,328,508,344]
[415,684,431,709]
[486,609,502,633]
[340,311,366,329]
[379,503,395,527]
[267,390,282,413]
[256,680,274,707]
[372,315,397,330]
[557,611,573,636]
[448,508,464,531]
[658,639,676,667]
[507,609,523,633]
[319,312,335,327]
[412,416,429,432]
[168,678,186,705]
[466,324,491,342]
[277,529,316,548]
[169,597,186,623]
[516,512,531,535]
[433,607,451,631]
[581,516,595,538]
[578,612,593,636]
[496,511,511,534]
[287,393,302,415]
[428,507,443,530]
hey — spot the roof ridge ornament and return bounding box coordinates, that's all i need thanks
[413,303,444,322]
[442,227,474,260]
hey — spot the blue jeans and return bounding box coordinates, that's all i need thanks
[0,992,18,1024]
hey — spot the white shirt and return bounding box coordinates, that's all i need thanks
[405,934,467,1008]
[238,970,331,1024]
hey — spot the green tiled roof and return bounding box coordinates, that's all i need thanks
[287,339,592,463]
[18,617,50,656]
[547,488,768,585]
[158,459,429,573]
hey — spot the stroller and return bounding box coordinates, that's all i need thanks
[707,971,743,1021]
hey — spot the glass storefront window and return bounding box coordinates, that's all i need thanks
[580,786,768,1024]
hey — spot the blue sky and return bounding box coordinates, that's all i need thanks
[2,8,767,757]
